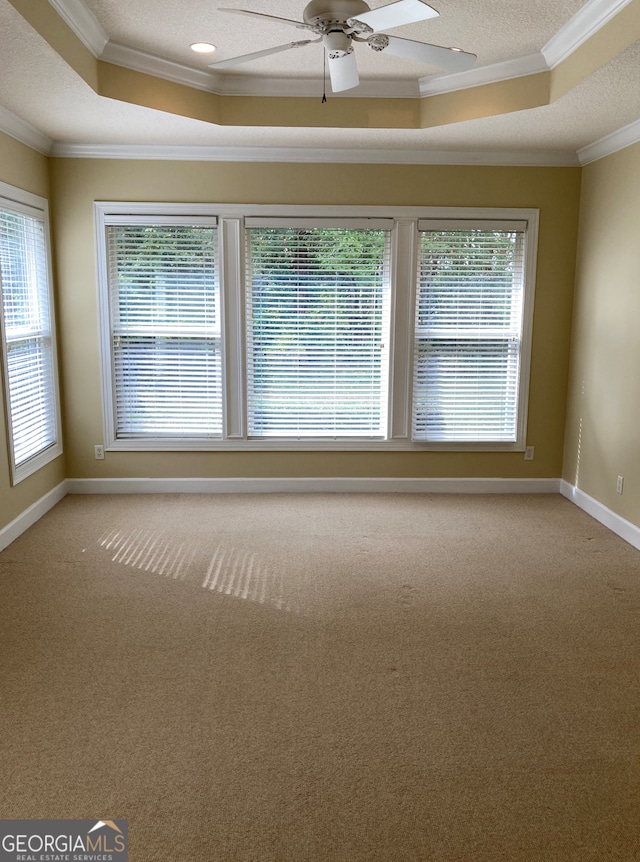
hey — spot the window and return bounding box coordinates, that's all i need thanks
[0,183,62,484]
[95,204,537,452]
[100,215,221,442]
[412,220,535,448]
[245,220,391,437]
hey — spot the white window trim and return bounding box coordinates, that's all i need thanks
[96,210,221,445]
[0,181,63,484]
[95,203,538,453]
[410,215,539,452]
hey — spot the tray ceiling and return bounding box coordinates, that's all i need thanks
[0,0,639,163]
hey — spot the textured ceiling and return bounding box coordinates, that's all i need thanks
[84,0,589,78]
[0,0,639,161]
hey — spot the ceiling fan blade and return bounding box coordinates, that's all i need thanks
[378,36,476,72]
[328,50,360,93]
[219,9,315,32]
[350,0,439,32]
[209,40,316,70]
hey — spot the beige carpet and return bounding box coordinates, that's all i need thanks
[1,492,640,861]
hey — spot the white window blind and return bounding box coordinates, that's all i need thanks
[0,200,61,481]
[245,224,391,437]
[413,222,528,443]
[105,222,222,438]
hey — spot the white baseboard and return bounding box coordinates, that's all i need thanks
[8,479,638,559]
[560,480,640,552]
[66,477,561,494]
[0,480,68,553]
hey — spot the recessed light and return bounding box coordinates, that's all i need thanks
[190,42,216,54]
[450,47,463,52]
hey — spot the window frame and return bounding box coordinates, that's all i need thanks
[100,213,222,443]
[0,181,63,484]
[411,217,538,451]
[244,217,393,440]
[95,203,538,453]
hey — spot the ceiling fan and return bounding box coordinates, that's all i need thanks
[209,0,476,93]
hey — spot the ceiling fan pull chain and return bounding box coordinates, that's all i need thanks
[322,50,327,102]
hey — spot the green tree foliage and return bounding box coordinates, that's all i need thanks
[414,228,524,441]
[110,225,217,328]
[418,229,520,329]
[247,227,389,433]
[248,227,387,353]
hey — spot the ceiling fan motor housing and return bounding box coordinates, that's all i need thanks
[303,0,371,28]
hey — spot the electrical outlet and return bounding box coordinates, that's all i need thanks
[617,475,624,495]
[524,446,535,461]
[94,444,105,460]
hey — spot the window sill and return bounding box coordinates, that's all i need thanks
[104,437,525,453]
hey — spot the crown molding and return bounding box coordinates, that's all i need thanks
[47,0,108,56]
[50,141,579,166]
[101,42,419,98]
[0,105,53,154]
[578,117,640,164]
[418,52,547,96]
[542,0,634,67]
[13,124,631,168]
[419,0,633,97]
[101,42,216,93]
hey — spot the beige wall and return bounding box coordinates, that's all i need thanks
[563,141,640,527]
[0,132,66,532]
[5,139,640,536]
[50,158,581,480]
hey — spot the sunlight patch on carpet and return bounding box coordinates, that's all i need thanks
[97,526,298,613]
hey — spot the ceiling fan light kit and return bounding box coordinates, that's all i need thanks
[210,0,476,94]
[323,30,354,58]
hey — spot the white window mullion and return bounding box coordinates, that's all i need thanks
[219,217,246,440]
[387,219,417,441]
